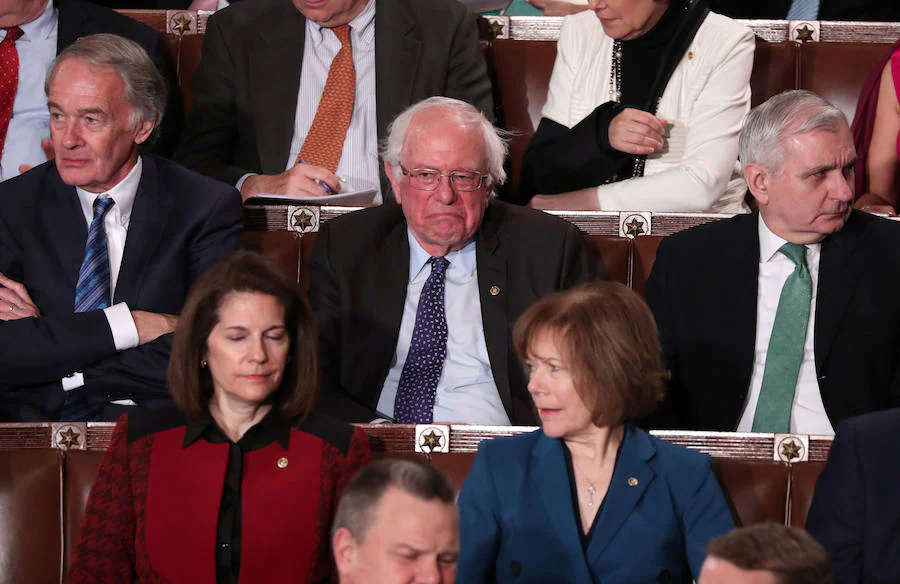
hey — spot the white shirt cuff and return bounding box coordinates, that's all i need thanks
[62,372,85,391]
[104,302,140,351]
[236,173,256,193]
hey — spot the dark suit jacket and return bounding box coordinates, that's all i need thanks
[173,0,493,198]
[0,155,243,421]
[307,201,602,425]
[457,425,735,583]
[56,0,182,155]
[705,0,900,20]
[644,211,900,431]
[806,409,900,584]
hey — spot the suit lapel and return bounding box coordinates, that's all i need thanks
[115,157,173,304]
[252,3,307,173]
[374,0,418,140]
[45,166,88,291]
[476,204,512,417]
[532,434,594,582]
[585,425,656,566]
[370,214,410,391]
[815,212,866,373]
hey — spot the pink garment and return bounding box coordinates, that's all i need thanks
[893,50,900,158]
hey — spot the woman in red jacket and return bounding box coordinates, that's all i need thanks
[69,251,372,583]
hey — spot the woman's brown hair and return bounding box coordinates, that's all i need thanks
[168,251,318,421]
[513,281,668,427]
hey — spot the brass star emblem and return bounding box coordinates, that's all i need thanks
[58,427,82,449]
[292,209,314,230]
[795,24,814,42]
[625,217,646,237]
[420,430,443,451]
[780,440,802,461]
[171,14,193,36]
[489,20,505,38]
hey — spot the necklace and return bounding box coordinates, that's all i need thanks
[586,481,598,507]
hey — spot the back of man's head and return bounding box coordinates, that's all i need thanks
[332,459,459,584]
[699,523,832,584]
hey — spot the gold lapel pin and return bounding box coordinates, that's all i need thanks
[627,477,638,487]
[277,457,289,469]
[490,285,501,296]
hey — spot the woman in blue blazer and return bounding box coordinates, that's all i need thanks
[458,282,735,583]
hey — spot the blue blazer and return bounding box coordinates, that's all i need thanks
[457,424,734,583]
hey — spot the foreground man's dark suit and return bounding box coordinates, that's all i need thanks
[645,210,900,430]
[806,408,900,584]
[0,156,243,421]
[307,201,602,425]
[174,0,493,198]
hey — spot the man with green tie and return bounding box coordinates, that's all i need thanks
[644,90,900,434]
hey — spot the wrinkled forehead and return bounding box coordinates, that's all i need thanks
[401,110,487,166]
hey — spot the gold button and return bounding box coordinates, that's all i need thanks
[687,51,694,60]
[277,457,288,469]
[627,477,638,487]
[490,285,500,296]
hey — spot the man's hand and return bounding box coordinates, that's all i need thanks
[609,108,667,155]
[527,0,590,16]
[529,188,602,211]
[240,162,341,202]
[131,311,178,345]
[17,139,55,174]
[0,273,41,321]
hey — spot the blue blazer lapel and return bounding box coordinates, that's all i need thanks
[532,433,594,582]
[115,157,173,304]
[585,424,656,566]
[45,165,87,292]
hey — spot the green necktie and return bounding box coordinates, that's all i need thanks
[752,243,812,433]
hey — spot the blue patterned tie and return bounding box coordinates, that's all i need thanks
[787,0,820,19]
[394,256,450,424]
[62,196,115,421]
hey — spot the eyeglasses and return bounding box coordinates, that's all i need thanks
[400,166,489,192]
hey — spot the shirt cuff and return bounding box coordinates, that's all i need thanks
[62,372,85,391]
[104,303,140,351]
[236,173,255,193]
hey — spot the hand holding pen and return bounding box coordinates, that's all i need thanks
[238,160,342,201]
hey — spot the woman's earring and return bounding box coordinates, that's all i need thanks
[201,360,208,368]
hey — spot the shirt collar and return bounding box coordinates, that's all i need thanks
[183,406,291,451]
[17,0,57,42]
[76,155,142,222]
[758,214,821,263]
[306,0,375,46]
[406,230,476,281]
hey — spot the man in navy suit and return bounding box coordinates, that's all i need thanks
[806,409,900,583]
[0,34,242,422]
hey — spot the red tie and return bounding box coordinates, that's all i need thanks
[0,27,23,160]
[297,25,355,173]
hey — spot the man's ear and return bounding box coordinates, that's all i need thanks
[133,119,155,145]
[385,163,403,204]
[744,162,771,207]
[332,527,358,577]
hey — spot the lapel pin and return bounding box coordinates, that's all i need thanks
[490,285,500,296]
[277,457,289,469]
[627,477,638,487]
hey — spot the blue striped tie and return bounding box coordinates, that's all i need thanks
[787,0,820,19]
[63,196,115,421]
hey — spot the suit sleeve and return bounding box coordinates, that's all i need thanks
[677,456,736,578]
[457,442,502,582]
[642,237,684,429]
[444,10,494,120]
[174,14,248,186]
[559,220,606,287]
[805,420,866,583]
[68,415,137,583]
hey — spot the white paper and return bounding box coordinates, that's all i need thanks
[256,179,378,206]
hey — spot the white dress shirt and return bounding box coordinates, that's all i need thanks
[376,232,511,425]
[62,158,143,392]
[286,0,380,201]
[0,0,56,182]
[737,216,835,435]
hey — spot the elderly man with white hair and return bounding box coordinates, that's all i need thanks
[308,96,603,426]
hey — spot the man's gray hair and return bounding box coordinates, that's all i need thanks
[739,90,847,174]
[332,459,456,542]
[46,34,166,136]
[381,96,509,187]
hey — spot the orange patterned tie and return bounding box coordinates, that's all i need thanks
[0,27,24,160]
[297,24,355,173]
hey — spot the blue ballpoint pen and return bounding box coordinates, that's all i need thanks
[297,159,335,195]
